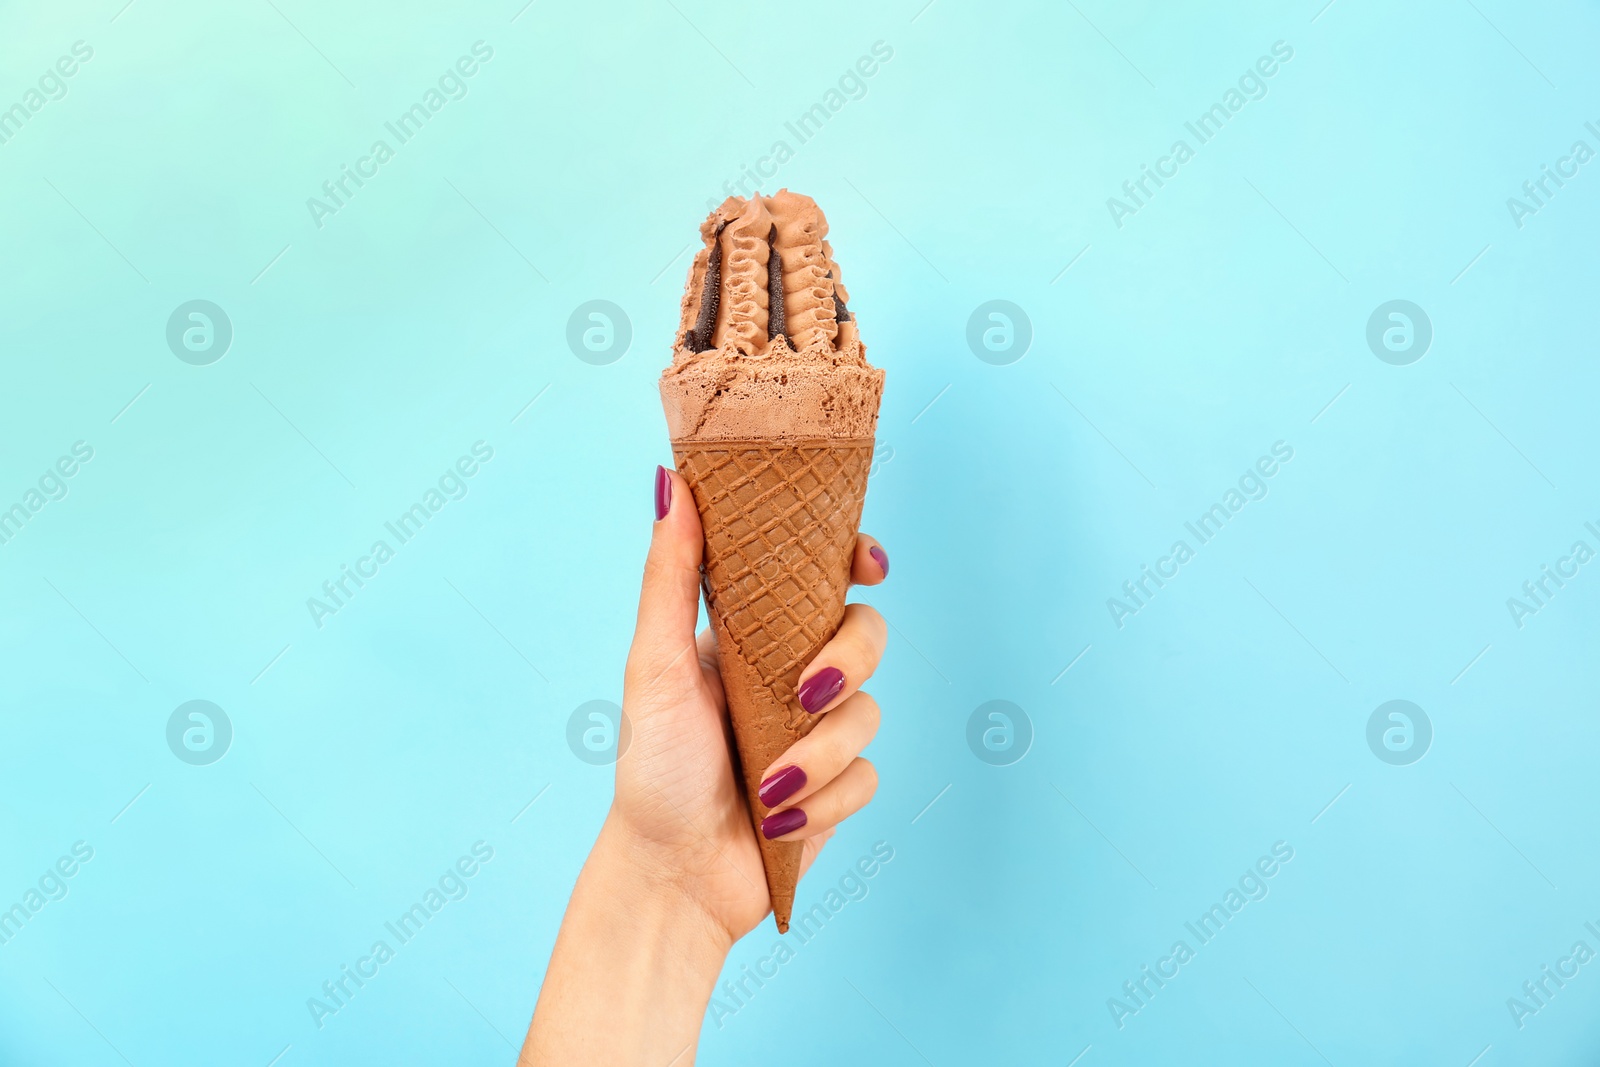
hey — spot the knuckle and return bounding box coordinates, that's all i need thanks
[641,553,680,589]
[837,631,873,670]
[835,612,884,666]
[851,691,881,733]
[845,601,884,630]
[847,603,888,648]
[855,759,879,801]
[822,731,854,773]
[626,638,696,695]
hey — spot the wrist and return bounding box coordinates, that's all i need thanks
[590,811,737,960]
[523,813,733,1064]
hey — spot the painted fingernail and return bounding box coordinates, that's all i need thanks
[869,545,889,577]
[759,765,807,808]
[798,667,845,714]
[654,464,671,521]
[762,807,807,839]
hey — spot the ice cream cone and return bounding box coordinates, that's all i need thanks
[672,437,873,930]
[660,191,883,932]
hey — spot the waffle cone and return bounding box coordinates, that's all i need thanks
[672,436,874,932]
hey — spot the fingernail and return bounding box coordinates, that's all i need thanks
[759,765,807,808]
[869,545,889,577]
[654,465,672,521]
[798,667,845,714]
[762,807,807,839]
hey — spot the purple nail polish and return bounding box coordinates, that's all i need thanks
[654,465,671,521]
[762,807,806,839]
[869,545,889,577]
[797,667,845,714]
[759,765,807,808]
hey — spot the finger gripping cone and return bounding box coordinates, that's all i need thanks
[673,438,874,932]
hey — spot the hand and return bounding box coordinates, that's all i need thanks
[610,465,890,943]
[521,466,891,1065]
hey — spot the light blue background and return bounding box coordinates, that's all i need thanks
[2,0,1598,1063]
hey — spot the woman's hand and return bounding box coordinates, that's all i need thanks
[521,466,889,1065]
[612,465,890,941]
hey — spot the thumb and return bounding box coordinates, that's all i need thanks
[626,464,705,687]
